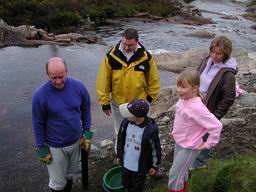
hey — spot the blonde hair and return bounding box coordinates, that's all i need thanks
[176,69,200,96]
[210,36,232,63]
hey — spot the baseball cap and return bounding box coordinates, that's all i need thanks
[119,99,149,118]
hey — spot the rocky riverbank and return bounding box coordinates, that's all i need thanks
[0,19,105,48]
[242,0,256,27]
[0,0,213,48]
[70,48,256,191]
[1,0,256,48]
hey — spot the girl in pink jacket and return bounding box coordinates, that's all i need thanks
[168,69,223,192]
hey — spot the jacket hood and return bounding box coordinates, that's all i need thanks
[224,57,238,71]
[210,57,238,72]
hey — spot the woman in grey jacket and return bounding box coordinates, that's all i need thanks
[192,36,238,169]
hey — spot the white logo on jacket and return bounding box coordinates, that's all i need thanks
[138,65,145,70]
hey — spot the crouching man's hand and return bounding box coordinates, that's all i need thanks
[80,130,93,152]
[148,168,157,176]
[36,146,52,164]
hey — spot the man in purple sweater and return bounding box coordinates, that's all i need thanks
[32,57,91,192]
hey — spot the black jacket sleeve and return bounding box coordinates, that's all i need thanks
[150,128,161,168]
[116,119,128,160]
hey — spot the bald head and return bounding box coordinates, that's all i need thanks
[46,57,67,75]
[46,57,68,89]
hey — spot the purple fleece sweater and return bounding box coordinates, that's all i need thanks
[32,77,91,148]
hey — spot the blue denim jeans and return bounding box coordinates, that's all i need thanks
[192,133,210,168]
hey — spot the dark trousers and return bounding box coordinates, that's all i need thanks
[122,167,146,192]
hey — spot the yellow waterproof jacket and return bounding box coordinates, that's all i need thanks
[96,42,160,108]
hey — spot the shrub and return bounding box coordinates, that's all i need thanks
[189,154,256,192]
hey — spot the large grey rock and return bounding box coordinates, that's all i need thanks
[154,48,256,74]
[154,48,208,73]
[221,118,246,127]
[185,30,216,38]
[245,5,256,14]
[235,93,256,105]
[0,18,105,47]
[16,25,38,39]
[101,140,114,148]
[150,86,178,118]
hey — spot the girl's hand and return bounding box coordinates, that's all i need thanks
[197,143,207,150]
[169,132,174,140]
[148,168,156,176]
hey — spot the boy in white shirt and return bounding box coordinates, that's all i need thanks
[116,99,161,192]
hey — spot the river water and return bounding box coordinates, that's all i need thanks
[98,1,256,52]
[0,0,255,191]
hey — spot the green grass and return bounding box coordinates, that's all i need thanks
[145,174,169,192]
[189,154,256,192]
[249,0,256,6]
[144,153,256,192]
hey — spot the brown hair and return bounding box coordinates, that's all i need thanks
[210,36,232,63]
[176,69,200,97]
[122,28,139,41]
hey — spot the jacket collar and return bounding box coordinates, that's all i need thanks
[129,116,150,128]
[109,41,149,67]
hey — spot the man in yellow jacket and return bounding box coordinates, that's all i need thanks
[96,28,160,143]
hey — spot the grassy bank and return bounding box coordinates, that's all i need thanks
[249,0,256,6]
[144,153,256,192]
[189,153,256,192]
[0,0,181,33]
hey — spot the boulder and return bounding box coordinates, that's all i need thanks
[16,25,39,39]
[165,15,213,25]
[154,48,208,73]
[251,25,256,30]
[220,15,239,20]
[235,93,256,105]
[185,30,216,38]
[0,18,105,47]
[101,140,114,148]
[150,86,178,118]
[0,19,28,46]
[245,5,256,14]
[154,48,256,75]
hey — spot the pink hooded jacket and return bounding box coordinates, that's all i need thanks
[172,97,223,149]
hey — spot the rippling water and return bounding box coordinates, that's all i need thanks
[97,0,256,52]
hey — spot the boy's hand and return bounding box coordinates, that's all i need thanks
[116,158,121,165]
[36,147,52,164]
[148,168,157,176]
